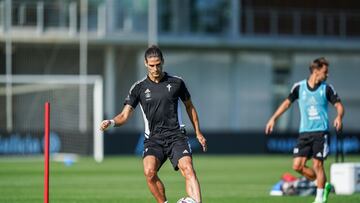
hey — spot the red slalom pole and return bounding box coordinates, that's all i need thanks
[44,102,50,203]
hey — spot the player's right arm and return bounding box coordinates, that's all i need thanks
[100,104,134,131]
[265,98,292,135]
[100,80,141,131]
[265,83,300,134]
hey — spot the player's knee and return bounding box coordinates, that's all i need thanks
[144,168,157,181]
[181,165,195,179]
[312,161,324,170]
[293,164,303,173]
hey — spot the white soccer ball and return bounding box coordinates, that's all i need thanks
[177,197,197,203]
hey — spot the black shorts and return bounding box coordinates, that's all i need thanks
[293,132,329,160]
[142,133,192,171]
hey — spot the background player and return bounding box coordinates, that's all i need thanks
[100,45,207,203]
[265,57,345,203]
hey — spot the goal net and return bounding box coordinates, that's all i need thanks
[0,75,103,162]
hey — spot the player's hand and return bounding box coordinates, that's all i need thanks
[196,132,207,152]
[265,119,275,135]
[333,116,343,132]
[100,120,114,131]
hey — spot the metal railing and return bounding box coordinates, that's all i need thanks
[0,0,107,36]
[241,8,360,38]
[1,0,360,39]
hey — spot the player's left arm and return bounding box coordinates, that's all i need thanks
[183,99,207,152]
[327,85,345,131]
[333,102,344,132]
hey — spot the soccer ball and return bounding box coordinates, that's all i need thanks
[177,197,197,203]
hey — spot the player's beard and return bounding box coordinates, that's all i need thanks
[150,70,163,80]
[152,71,160,77]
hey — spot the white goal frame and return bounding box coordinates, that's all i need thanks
[0,74,104,162]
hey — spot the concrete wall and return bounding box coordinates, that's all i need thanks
[5,45,360,132]
[10,44,104,75]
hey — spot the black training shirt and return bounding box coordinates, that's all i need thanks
[125,72,191,138]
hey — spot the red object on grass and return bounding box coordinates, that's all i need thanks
[282,172,298,182]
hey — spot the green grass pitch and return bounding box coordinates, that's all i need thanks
[0,155,359,203]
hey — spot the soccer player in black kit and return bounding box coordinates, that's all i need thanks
[100,45,207,203]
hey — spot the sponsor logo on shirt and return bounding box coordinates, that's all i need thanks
[307,106,320,120]
[306,96,321,120]
[145,89,151,101]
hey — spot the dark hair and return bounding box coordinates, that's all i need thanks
[309,57,329,73]
[144,45,164,62]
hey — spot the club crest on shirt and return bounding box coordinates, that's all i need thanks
[145,89,151,100]
[166,84,172,92]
